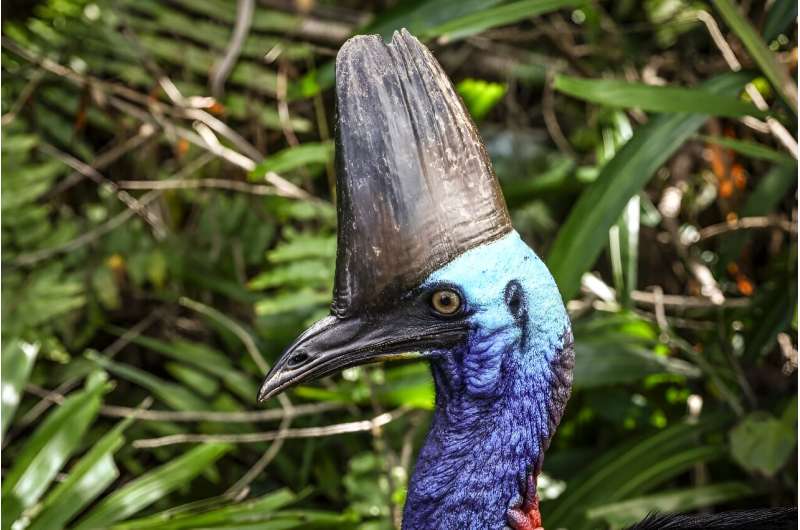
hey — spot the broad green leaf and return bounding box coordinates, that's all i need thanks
[712,0,798,113]
[291,0,570,98]
[1,372,107,517]
[1,339,39,435]
[28,455,118,530]
[456,79,507,122]
[698,134,797,165]
[106,333,258,402]
[614,445,724,499]
[378,363,435,409]
[107,489,299,529]
[266,234,336,263]
[547,72,750,299]
[250,142,333,181]
[256,288,331,316]
[730,412,797,477]
[87,352,209,411]
[762,0,797,42]
[426,0,578,42]
[572,313,700,388]
[586,482,755,528]
[248,259,332,290]
[366,0,503,38]
[608,195,639,307]
[165,362,220,397]
[782,396,797,427]
[554,75,765,118]
[73,443,232,529]
[545,417,730,530]
[573,340,699,388]
[28,416,135,530]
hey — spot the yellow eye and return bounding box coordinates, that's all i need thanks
[431,289,461,315]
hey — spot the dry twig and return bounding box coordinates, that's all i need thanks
[133,408,408,448]
[697,11,798,158]
[696,216,796,241]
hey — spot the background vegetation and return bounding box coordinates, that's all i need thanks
[1,0,797,528]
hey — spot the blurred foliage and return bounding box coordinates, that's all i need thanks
[1,0,797,528]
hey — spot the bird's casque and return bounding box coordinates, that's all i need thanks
[259,29,573,530]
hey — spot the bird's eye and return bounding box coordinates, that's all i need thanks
[431,289,461,315]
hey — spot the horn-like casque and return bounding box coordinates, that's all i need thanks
[332,29,512,316]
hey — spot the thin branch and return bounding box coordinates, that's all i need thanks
[276,61,300,147]
[210,0,254,99]
[630,289,750,309]
[696,216,796,241]
[179,296,294,497]
[118,178,281,195]
[2,38,315,203]
[117,21,263,162]
[47,126,157,197]
[178,297,269,375]
[3,312,162,448]
[39,142,167,237]
[1,68,45,125]
[697,10,798,158]
[133,408,408,448]
[11,191,159,267]
[658,185,726,305]
[23,385,341,422]
[10,155,214,267]
[543,69,577,158]
[225,414,290,499]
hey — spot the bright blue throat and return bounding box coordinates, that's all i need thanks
[402,232,574,530]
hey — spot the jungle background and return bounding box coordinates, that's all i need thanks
[1,0,798,528]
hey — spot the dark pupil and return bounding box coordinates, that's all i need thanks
[439,293,453,307]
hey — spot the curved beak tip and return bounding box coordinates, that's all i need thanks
[257,372,284,403]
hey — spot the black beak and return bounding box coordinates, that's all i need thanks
[257,309,468,402]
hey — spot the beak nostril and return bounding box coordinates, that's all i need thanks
[288,351,310,368]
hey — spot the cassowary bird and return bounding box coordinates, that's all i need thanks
[258,30,797,530]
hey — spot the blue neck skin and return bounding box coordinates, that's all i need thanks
[401,231,572,530]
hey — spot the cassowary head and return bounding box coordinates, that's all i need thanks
[258,30,572,406]
[259,29,573,529]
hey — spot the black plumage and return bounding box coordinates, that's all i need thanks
[626,507,798,530]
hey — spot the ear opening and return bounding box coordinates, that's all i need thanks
[504,280,526,321]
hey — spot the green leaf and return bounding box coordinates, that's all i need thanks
[28,422,124,530]
[250,142,333,181]
[586,482,755,527]
[456,78,507,122]
[574,338,699,388]
[72,443,232,529]
[87,352,209,411]
[426,0,579,42]
[365,0,502,38]
[697,134,797,165]
[107,489,300,529]
[572,314,701,390]
[1,339,39,435]
[106,333,258,402]
[547,72,750,299]
[730,412,797,477]
[545,417,730,530]
[762,0,797,42]
[1,372,107,518]
[712,0,798,113]
[378,363,435,410]
[554,75,765,118]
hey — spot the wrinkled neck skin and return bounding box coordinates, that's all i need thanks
[402,232,573,530]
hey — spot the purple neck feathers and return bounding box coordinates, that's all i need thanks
[402,330,573,529]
